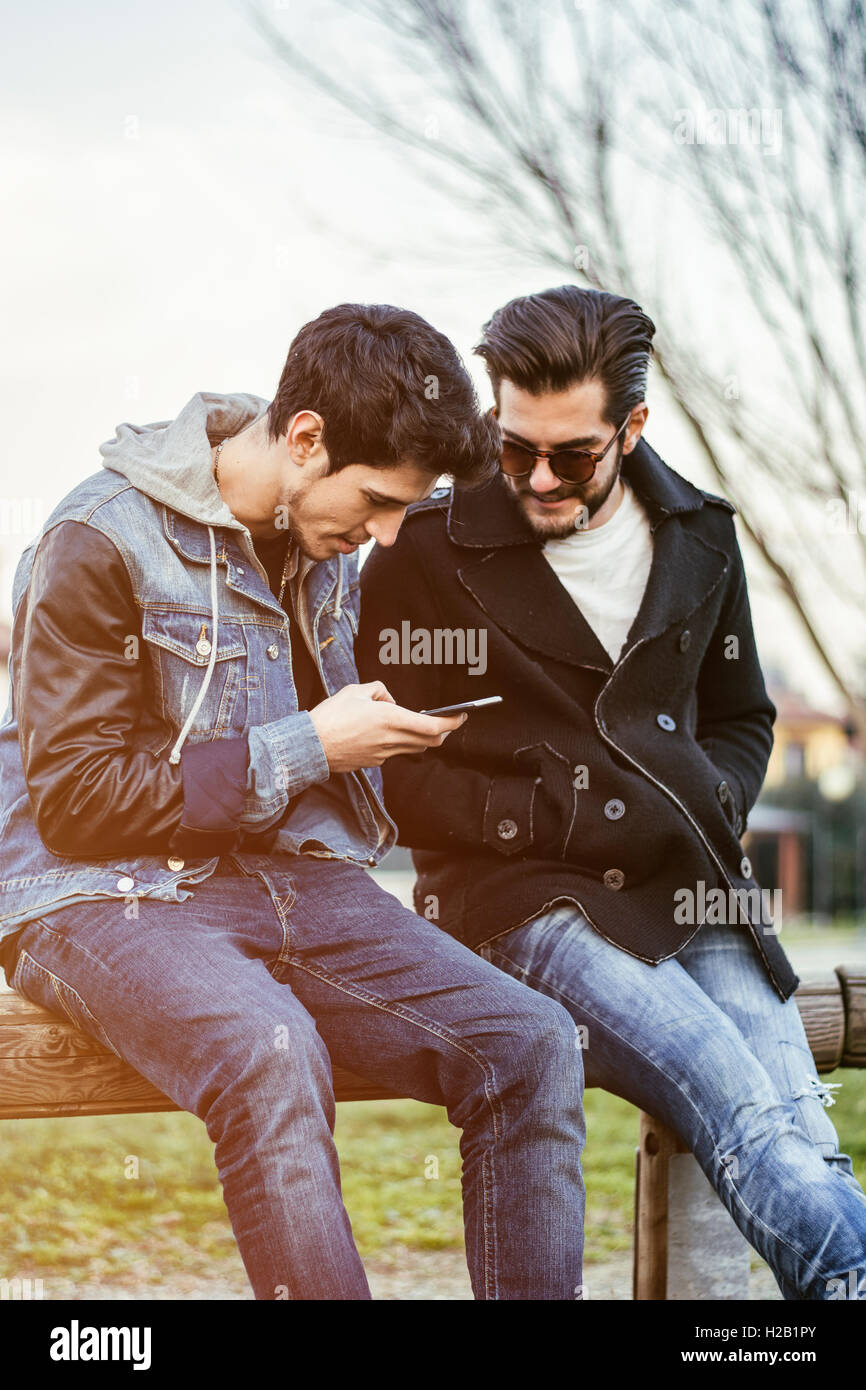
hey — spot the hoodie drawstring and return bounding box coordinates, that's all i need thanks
[168,525,220,765]
[166,528,342,767]
[333,553,343,620]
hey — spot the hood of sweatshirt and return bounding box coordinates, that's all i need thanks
[98,390,268,530]
[97,389,345,766]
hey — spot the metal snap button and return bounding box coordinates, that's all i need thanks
[266,643,280,659]
[678,630,691,652]
[740,856,752,878]
[116,876,135,892]
[735,814,744,836]
[604,798,625,820]
[656,713,676,731]
[196,637,212,657]
[167,856,185,872]
[716,780,730,805]
[237,567,245,576]
[497,818,518,840]
[603,868,625,890]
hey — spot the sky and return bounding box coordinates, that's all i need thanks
[1,0,859,714]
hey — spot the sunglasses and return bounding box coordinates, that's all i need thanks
[496,414,631,485]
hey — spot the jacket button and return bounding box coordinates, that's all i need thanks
[497,818,518,840]
[116,876,135,892]
[735,813,744,836]
[740,856,752,878]
[167,856,185,871]
[716,780,730,805]
[603,868,625,890]
[604,798,625,820]
[266,643,280,660]
[196,638,212,657]
[656,713,676,731]
[237,567,245,576]
[678,630,691,652]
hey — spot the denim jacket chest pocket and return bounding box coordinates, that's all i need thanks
[141,608,249,737]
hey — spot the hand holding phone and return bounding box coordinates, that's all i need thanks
[311,682,473,772]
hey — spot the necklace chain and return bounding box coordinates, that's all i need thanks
[214,436,292,608]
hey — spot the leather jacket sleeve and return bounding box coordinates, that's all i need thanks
[14,521,250,858]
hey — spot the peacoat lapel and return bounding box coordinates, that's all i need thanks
[447,437,731,671]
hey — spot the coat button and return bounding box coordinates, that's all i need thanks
[740,856,752,878]
[603,868,625,890]
[167,856,185,871]
[735,813,744,836]
[116,876,135,892]
[266,643,280,659]
[604,798,625,820]
[656,713,676,731]
[716,780,730,805]
[678,629,691,652]
[497,818,518,840]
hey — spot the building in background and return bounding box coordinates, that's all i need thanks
[747,675,865,924]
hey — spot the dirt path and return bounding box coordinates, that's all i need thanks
[32,1248,784,1300]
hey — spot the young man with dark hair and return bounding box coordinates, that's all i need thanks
[0,302,587,1301]
[357,286,866,1300]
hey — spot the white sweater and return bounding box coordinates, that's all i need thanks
[541,480,654,663]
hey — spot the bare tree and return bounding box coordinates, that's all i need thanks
[247,0,866,734]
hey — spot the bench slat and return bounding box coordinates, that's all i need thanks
[1,965,863,1120]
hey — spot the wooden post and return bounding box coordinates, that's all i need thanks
[633,1111,686,1299]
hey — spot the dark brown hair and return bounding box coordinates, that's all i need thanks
[267,303,498,485]
[475,286,656,425]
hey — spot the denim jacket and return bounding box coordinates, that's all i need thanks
[0,391,397,943]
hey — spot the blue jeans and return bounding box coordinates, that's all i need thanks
[477,906,866,1301]
[6,855,585,1300]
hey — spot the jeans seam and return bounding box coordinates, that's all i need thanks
[270,887,296,967]
[12,947,123,1060]
[284,953,502,1298]
[27,913,131,979]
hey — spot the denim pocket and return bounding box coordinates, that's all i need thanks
[142,607,248,737]
[10,947,123,1060]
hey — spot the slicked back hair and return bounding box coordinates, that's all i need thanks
[267,303,499,486]
[475,286,656,426]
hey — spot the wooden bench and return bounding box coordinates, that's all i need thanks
[2,963,864,1299]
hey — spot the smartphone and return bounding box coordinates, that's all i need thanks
[420,696,504,717]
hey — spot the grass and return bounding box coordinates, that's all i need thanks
[1,1071,863,1291]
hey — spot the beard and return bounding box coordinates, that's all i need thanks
[512,438,626,539]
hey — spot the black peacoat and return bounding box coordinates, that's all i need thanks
[356,437,799,1001]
